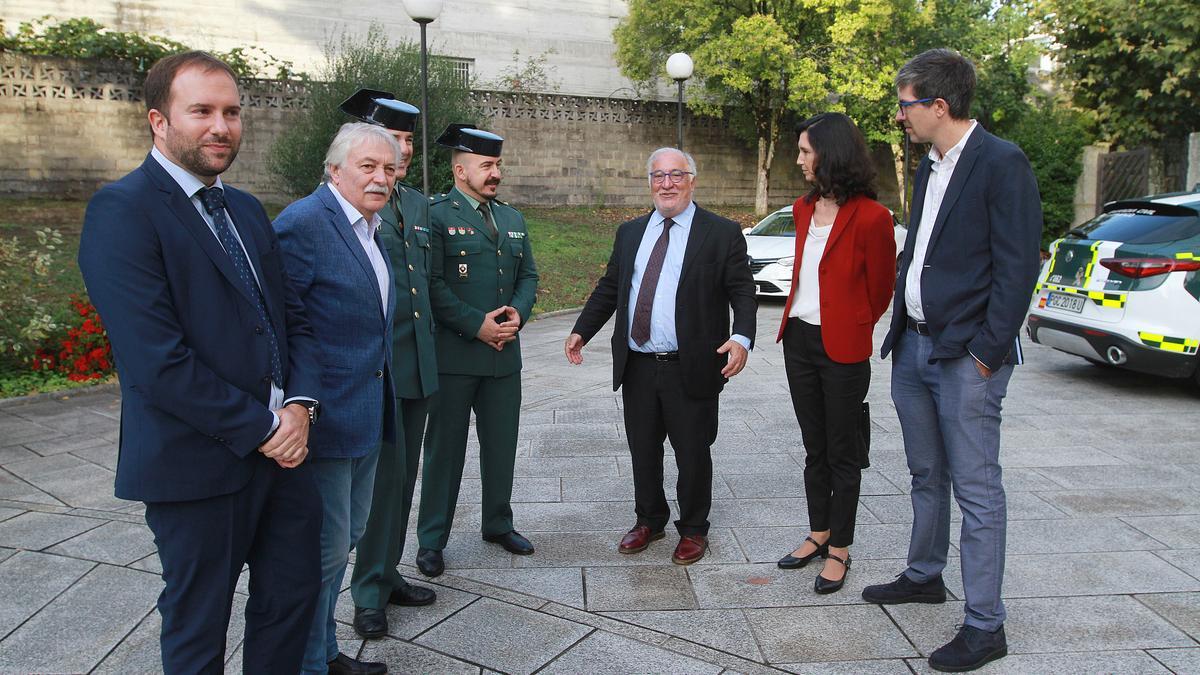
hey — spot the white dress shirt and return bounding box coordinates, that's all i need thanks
[788,217,832,324]
[904,120,978,321]
[627,201,752,353]
[327,183,390,315]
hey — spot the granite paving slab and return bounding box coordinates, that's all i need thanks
[599,609,764,661]
[0,510,105,550]
[0,550,95,638]
[46,519,156,565]
[583,565,697,611]
[450,566,585,608]
[0,563,161,672]
[539,630,722,674]
[1039,488,1200,517]
[333,583,479,641]
[777,659,913,674]
[1147,648,1200,673]
[4,305,1200,672]
[358,636,481,673]
[744,605,919,662]
[733,523,915,563]
[886,596,1195,655]
[904,650,1171,674]
[414,597,591,674]
[510,528,746,568]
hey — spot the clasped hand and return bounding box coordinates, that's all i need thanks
[478,305,521,351]
[258,403,310,468]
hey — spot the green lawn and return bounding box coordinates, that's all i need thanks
[0,197,762,396]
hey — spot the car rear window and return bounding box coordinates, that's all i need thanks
[750,212,794,236]
[1075,203,1200,244]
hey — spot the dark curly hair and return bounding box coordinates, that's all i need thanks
[795,112,877,206]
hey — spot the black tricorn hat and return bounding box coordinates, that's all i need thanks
[339,88,420,132]
[435,123,504,157]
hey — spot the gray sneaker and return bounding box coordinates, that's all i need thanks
[861,572,947,604]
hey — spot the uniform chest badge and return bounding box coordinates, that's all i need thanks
[467,227,475,235]
[447,227,456,236]
[507,231,526,239]
[458,263,469,279]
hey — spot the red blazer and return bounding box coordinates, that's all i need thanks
[776,193,897,363]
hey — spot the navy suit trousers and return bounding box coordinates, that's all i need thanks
[144,454,322,674]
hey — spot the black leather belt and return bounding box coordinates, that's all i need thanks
[907,317,931,336]
[631,350,679,361]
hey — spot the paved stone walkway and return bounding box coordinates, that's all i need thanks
[2,303,1200,673]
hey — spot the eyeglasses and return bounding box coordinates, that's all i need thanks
[649,169,694,184]
[897,97,935,116]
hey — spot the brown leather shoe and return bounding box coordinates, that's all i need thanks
[618,525,665,554]
[671,534,708,565]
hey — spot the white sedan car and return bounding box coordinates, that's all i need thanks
[744,206,907,297]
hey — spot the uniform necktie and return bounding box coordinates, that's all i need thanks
[631,218,673,346]
[478,202,497,237]
[198,187,284,387]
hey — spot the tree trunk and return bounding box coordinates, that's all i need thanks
[755,135,773,216]
[891,142,907,220]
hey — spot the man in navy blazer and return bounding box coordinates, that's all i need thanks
[273,122,399,675]
[863,49,1042,672]
[78,52,323,673]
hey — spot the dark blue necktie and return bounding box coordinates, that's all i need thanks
[198,187,283,387]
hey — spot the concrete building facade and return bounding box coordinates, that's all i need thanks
[0,0,648,98]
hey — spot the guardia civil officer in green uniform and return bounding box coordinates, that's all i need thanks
[336,89,440,639]
[415,124,539,577]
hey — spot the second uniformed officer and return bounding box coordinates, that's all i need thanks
[415,124,538,577]
[338,89,440,640]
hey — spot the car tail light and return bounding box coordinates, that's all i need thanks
[1099,257,1200,278]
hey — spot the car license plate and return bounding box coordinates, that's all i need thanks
[1047,291,1085,313]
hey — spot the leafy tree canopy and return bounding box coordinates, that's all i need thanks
[267,24,482,199]
[1047,0,1200,145]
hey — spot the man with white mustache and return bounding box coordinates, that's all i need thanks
[273,122,401,675]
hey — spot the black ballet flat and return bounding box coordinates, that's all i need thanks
[814,552,851,594]
[777,536,829,569]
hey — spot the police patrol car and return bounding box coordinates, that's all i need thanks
[1026,189,1200,384]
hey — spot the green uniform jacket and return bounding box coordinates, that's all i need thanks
[380,182,439,399]
[428,186,538,377]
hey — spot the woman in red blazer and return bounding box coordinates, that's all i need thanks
[774,112,896,594]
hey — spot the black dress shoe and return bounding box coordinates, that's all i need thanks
[416,547,444,577]
[862,572,947,604]
[483,530,534,555]
[327,651,387,674]
[929,624,1007,672]
[777,535,829,569]
[389,577,436,606]
[352,606,387,639]
[814,552,850,594]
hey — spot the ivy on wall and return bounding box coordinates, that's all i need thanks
[0,15,304,80]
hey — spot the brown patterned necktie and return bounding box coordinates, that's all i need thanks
[630,218,674,346]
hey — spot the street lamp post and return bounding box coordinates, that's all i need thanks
[665,52,693,150]
[403,0,445,195]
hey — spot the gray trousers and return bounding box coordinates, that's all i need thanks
[891,328,1013,631]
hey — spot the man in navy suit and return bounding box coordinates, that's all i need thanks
[273,122,399,675]
[862,49,1042,672]
[78,52,323,673]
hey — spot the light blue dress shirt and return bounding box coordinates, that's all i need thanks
[150,146,311,435]
[627,201,752,353]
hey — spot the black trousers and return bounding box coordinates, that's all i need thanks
[782,318,870,547]
[621,352,719,536]
[144,453,322,675]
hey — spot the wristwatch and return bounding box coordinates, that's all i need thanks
[294,400,321,426]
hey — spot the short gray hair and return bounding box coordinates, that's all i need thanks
[646,147,697,184]
[322,122,402,183]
